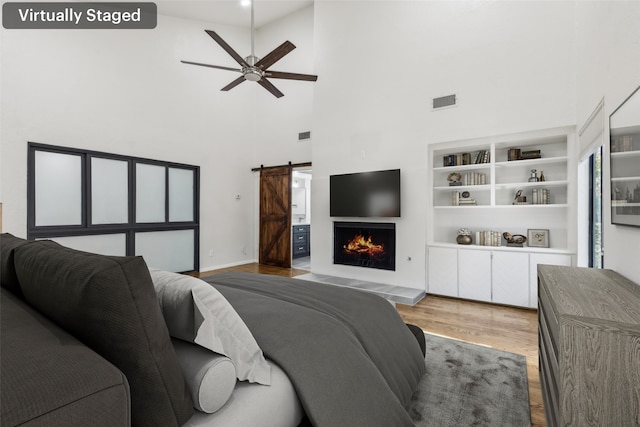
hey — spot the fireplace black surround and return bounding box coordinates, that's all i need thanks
[333,222,396,271]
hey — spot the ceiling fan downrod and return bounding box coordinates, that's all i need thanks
[244,1,262,81]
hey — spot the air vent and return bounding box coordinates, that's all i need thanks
[298,131,311,141]
[433,94,456,109]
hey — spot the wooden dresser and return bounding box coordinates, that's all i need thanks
[537,265,640,426]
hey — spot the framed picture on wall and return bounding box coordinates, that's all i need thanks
[528,229,549,248]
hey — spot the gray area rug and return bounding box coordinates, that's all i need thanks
[407,333,531,427]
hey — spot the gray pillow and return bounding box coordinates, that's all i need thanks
[150,269,271,385]
[172,338,236,413]
[14,241,194,427]
[0,233,29,297]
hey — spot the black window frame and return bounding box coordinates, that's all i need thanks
[27,142,200,272]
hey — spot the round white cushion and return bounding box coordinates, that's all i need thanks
[172,338,237,413]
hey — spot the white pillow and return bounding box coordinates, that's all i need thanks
[172,338,236,413]
[150,269,271,385]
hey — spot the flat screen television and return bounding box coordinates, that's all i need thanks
[329,169,401,217]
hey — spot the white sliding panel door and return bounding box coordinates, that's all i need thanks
[29,143,200,272]
[49,234,127,256]
[136,229,194,272]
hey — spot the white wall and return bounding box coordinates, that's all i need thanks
[311,1,577,290]
[0,6,315,271]
[0,14,259,270]
[574,1,640,283]
[252,5,314,167]
[3,1,638,286]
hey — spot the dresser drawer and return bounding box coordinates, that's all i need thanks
[293,232,308,245]
[293,243,309,256]
[538,282,559,353]
[293,225,310,234]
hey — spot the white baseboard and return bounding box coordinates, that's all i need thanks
[199,259,258,274]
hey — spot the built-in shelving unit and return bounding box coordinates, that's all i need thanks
[426,126,577,308]
[610,124,640,226]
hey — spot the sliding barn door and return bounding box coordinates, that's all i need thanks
[259,166,292,268]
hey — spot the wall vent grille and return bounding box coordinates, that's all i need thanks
[298,131,311,141]
[433,94,456,109]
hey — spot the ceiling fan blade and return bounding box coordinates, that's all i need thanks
[221,76,246,91]
[180,60,242,73]
[258,78,284,98]
[265,71,318,82]
[255,41,296,70]
[205,30,249,67]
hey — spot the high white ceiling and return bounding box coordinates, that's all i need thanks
[156,0,313,28]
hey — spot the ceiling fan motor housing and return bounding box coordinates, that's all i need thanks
[244,68,262,81]
[243,55,263,81]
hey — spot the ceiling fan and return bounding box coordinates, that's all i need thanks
[181,1,317,98]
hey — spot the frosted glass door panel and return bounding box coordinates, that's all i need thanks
[48,234,126,256]
[136,163,166,223]
[169,168,194,222]
[91,157,128,224]
[136,229,194,272]
[35,151,82,226]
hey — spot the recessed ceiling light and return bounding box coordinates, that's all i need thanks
[240,0,251,7]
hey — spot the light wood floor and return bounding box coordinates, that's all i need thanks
[200,263,545,427]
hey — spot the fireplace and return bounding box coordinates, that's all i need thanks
[333,222,396,271]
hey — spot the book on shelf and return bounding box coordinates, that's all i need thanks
[473,150,490,164]
[443,150,490,167]
[532,188,550,204]
[508,148,521,161]
[452,190,477,206]
[443,152,473,167]
[611,135,636,153]
[475,230,502,246]
[462,172,487,186]
[521,150,542,160]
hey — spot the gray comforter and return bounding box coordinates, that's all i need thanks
[203,272,425,427]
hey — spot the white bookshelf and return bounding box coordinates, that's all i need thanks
[426,126,577,308]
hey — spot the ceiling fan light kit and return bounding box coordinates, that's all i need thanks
[181,1,317,98]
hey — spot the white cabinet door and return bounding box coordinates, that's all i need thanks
[427,247,458,297]
[529,253,572,308]
[458,249,492,302]
[492,251,529,306]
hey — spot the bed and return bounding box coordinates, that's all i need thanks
[152,270,426,427]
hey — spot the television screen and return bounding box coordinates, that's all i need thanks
[329,169,401,217]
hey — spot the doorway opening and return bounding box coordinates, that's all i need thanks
[292,169,312,270]
[588,147,603,268]
[578,145,603,268]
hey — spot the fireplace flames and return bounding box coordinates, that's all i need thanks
[343,234,385,256]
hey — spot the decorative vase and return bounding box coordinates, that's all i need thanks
[456,234,472,245]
